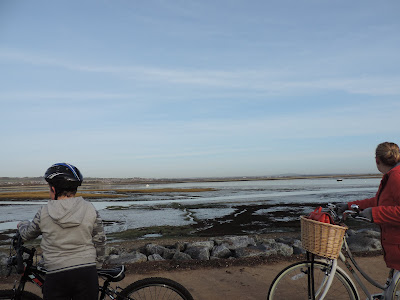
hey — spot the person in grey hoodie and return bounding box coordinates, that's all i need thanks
[18,163,106,300]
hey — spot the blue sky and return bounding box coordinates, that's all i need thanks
[1,1,399,178]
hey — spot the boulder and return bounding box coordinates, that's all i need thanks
[274,242,294,257]
[185,246,210,261]
[145,243,166,256]
[221,236,256,250]
[148,254,165,261]
[162,248,177,259]
[106,251,147,265]
[292,239,306,255]
[173,251,193,261]
[186,241,214,250]
[234,246,270,258]
[0,253,9,276]
[347,230,382,252]
[211,244,232,259]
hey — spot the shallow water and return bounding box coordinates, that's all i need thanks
[0,178,380,235]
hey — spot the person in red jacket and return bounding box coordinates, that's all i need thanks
[338,142,400,270]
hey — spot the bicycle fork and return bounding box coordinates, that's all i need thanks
[307,254,338,300]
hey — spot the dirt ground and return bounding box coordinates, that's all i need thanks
[0,254,391,300]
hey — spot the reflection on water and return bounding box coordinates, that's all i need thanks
[0,178,380,235]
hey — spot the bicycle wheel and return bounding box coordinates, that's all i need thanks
[268,261,358,300]
[117,277,194,300]
[0,290,42,300]
[390,277,400,299]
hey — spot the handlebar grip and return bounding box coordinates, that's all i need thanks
[12,232,25,274]
[16,250,24,274]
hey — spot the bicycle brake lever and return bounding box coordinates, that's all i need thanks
[350,204,360,213]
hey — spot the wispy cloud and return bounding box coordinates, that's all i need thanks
[2,49,399,96]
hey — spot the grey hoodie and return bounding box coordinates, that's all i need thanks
[18,197,106,273]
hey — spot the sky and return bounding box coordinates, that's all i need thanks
[1,0,399,178]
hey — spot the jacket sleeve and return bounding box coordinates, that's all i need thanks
[18,208,42,241]
[348,196,378,210]
[373,172,400,225]
[92,210,107,268]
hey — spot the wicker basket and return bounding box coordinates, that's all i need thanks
[301,216,347,259]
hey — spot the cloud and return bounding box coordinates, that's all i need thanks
[1,49,400,97]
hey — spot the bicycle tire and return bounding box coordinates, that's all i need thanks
[0,290,42,300]
[267,260,358,300]
[117,277,194,300]
[390,277,400,299]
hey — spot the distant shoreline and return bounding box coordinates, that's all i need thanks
[0,173,381,187]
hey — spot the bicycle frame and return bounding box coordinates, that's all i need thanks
[340,236,400,300]
[10,244,46,298]
[314,233,398,300]
[13,263,127,300]
[7,233,194,300]
[8,242,125,300]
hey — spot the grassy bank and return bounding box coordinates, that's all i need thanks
[0,188,216,200]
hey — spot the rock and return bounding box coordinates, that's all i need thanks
[258,244,278,256]
[162,248,177,259]
[0,253,9,276]
[106,251,147,265]
[275,237,296,244]
[292,239,306,255]
[274,242,293,257]
[148,254,165,261]
[211,244,232,259]
[174,241,186,252]
[173,251,193,261]
[222,236,256,250]
[347,229,356,236]
[100,231,382,265]
[358,228,381,239]
[258,238,276,246]
[234,246,270,258]
[185,246,210,260]
[347,230,382,252]
[186,241,214,250]
[145,243,166,256]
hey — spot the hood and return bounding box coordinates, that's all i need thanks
[47,197,87,228]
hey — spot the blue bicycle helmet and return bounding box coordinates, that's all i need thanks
[44,163,83,189]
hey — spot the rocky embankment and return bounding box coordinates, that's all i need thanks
[105,228,381,265]
[0,228,381,276]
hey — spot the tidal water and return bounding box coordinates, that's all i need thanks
[0,178,380,236]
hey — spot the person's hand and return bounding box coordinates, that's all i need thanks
[336,203,348,213]
[359,207,373,222]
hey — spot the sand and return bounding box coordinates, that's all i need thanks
[0,255,391,300]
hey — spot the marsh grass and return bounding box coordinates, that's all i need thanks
[0,187,215,200]
[0,191,126,200]
[83,188,216,193]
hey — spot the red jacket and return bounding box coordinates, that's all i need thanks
[348,164,400,269]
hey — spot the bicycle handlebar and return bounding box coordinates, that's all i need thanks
[327,203,373,223]
[9,232,36,275]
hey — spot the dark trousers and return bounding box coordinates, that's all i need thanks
[43,266,98,300]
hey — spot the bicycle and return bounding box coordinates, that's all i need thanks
[267,203,400,300]
[1,233,194,300]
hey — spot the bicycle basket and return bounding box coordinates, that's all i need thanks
[300,216,347,259]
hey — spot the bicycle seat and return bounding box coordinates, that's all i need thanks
[97,265,125,282]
